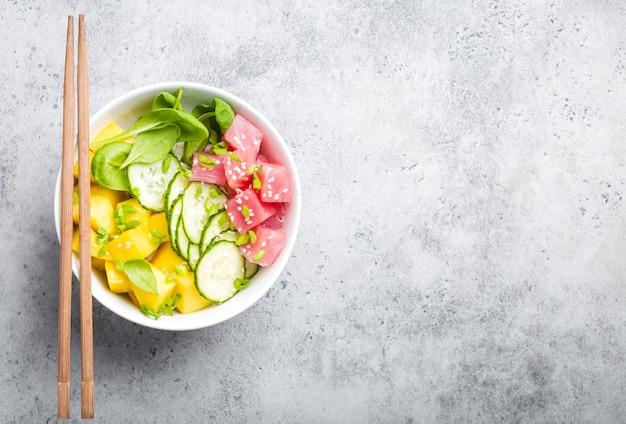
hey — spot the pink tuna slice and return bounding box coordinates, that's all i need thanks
[189,152,227,185]
[257,162,292,203]
[224,149,255,189]
[222,114,263,158]
[225,188,277,233]
[239,226,287,266]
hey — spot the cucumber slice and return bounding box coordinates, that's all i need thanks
[176,213,191,260]
[195,241,245,303]
[199,211,232,252]
[245,260,259,279]
[167,197,183,256]
[181,182,229,245]
[171,142,185,162]
[188,243,201,270]
[164,170,189,213]
[127,153,180,212]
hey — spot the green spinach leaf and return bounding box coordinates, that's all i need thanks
[152,87,184,111]
[91,142,132,191]
[124,259,158,294]
[214,98,234,133]
[120,124,180,168]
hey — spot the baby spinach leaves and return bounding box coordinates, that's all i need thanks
[90,87,236,190]
[91,142,133,191]
[119,124,181,168]
[152,87,184,111]
[123,258,158,294]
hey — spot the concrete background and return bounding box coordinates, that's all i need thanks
[2,0,626,422]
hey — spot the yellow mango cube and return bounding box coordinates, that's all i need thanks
[72,228,111,271]
[89,195,116,234]
[147,213,169,243]
[130,264,176,311]
[107,225,159,262]
[90,122,134,152]
[104,260,131,293]
[127,291,140,308]
[175,272,212,314]
[116,197,151,228]
[91,184,130,208]
[150,242,186,275]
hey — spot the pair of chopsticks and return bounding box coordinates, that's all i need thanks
[58,15,94,420]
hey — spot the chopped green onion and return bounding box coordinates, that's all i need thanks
[247,229,257,244]
[195,185,203,198]
[162,155,172,173]
[121,203,138,214]
[234,278,250,291]
[141,304,161,320]
[166,272,177,283]
[209,187,221,198]
[114,257,124,272]
[174,264,188,275]
[205,201,220,216]
[125,220,141,230]
[178,166,192,179]
[253,250,265,261]
[252,173,262,190]
[241,205,251,219]
[228,152,242,162]
[73,191,79,204]
[96,226,109,244]
[97,242,109,258]
[150,229,166,239]
[198,155,216,169]
[236,234,250,245]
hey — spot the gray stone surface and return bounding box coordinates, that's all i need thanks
[2,0,626,422]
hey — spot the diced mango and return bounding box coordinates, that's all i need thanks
[107,226,159,262]
[147,213,169,243]
[104,260,132,293]
[90,122,134,152]
[174,272,212,314]
[127,291,140,308]
[91,184,130,208]
[116,197,151,228]
[151,242,186,275]
[73,188,124,234]
[130,264,176,311]
[72,227,111,271]
[89,195,116,234]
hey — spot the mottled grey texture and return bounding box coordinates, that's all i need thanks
[2,0,626,423]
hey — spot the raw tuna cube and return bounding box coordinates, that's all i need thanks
[224,149,255,189]
[225,188,276,233]
[257,162,292,203]
[239,226,287,266]
[189,152,227,185]
[222,114,263,158]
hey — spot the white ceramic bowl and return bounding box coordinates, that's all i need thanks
[54,82,301,331]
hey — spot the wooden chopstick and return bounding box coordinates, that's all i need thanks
[77,14,94,420]
[58,14,94,420]
[58,14,74,421]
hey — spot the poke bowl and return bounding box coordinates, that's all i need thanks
[53,82,301,331]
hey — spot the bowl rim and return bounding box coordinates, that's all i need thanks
[53,81,301,331]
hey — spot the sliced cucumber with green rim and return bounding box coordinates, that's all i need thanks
[164,169,190,213]
[181,181,228,245]
[127,153,180,212]
[176,213,191,260]
[167,197,183,255]
[195,241,245,303]
[199,211,232,252]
